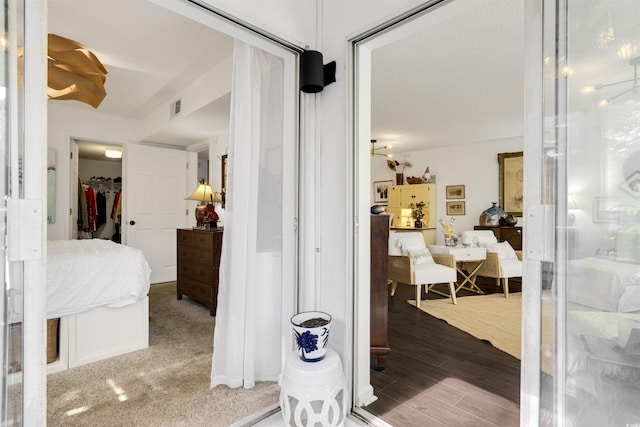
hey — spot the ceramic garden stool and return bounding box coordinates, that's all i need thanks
[279,348,346,427]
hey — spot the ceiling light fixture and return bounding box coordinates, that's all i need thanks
[595,55,640,106]
[47,34,109,108]
[105,149,122,159]
[370,139,393,157]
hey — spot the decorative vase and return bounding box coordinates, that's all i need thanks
[395,173,404,185]
[414,219,423,229]
[291,311,332,362]
[445,236,456,247]
[504,214,517,226]
[370,205,385,214]
[479,202,505,226]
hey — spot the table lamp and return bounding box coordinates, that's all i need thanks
[186,182,221,229]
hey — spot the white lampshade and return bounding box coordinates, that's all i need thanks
[186,183,222,203]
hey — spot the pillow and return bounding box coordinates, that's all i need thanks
[615,229,638,262]
[486,241,518,260]
[397,236,426,253]
[461,231,498,248]
[406,248,434,265]
[476,235,499,248]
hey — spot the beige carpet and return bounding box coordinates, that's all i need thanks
[411,293,522,360]
[47,282,279,427]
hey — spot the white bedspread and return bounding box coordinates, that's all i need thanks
[47,240,151,319]
[568,257,640,313]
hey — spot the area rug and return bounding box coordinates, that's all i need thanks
[410,293,522,360]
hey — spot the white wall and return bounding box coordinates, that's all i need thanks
[371,137,524,244]
[140,55,233,141]
[78,159,122,182]
[47,104,141,240]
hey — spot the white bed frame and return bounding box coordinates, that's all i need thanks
[47,296,149,374]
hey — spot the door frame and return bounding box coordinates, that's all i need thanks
[22,0,305,423]
[348,0,543,423]
[69,137,126,240]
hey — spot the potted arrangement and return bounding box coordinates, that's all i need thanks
[387,159,413,185]
[291,311,332,362]
[410,201,426,228]
[439,217,456,246]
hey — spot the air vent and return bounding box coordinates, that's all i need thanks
[170,98,182,119]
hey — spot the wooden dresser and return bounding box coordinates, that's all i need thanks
[177,228,223,316]
[370,214,391,370]
[473,225,523,250]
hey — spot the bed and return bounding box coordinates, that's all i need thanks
[47,239,151,372]
[568,256,640,313]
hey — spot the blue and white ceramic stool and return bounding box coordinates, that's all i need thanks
[279,348,346,427]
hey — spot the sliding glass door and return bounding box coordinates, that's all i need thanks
[1,0,26,424]
[533,1,640,425]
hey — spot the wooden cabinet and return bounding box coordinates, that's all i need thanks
[386,184,436,228]
[371,214,391,370]
[473,225,523,250]
[177,228,223,316]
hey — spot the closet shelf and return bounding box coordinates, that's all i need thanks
[84,179,122,189]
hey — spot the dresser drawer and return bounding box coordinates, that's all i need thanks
[178,262,215,282]
[177,229,214,250]
[177,276,213,303]
[177,229,195,246]
[177,246,214,266]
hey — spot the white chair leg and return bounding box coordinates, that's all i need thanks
[503,278,509,298]
[415,285,422,308]
[496,278,501,288]
[390,280,398,296]
[448,282,457,305]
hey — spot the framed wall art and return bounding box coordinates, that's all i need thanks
[592,197,619,223]
[445,185,465,199]
[620,170,640,199]
[373,180,393,204]
[498,151,524,216]
[446,201,465,215]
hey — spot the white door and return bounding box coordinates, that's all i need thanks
[125,144,194,284]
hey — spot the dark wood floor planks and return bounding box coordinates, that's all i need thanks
[366,278,522,426]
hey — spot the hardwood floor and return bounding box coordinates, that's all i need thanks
[365,278,522,426]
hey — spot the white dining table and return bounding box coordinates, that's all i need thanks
[427,245,487,294]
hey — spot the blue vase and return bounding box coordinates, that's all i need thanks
[479,202,505,226]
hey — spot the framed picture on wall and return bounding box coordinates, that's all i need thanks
[498,151,524,216]
[446,201,465,215]
[620,170,640,199]
[373,180,393,204]
[592,197,619,223]
[445,185,465,199]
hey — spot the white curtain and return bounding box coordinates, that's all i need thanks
[211,40,285,389]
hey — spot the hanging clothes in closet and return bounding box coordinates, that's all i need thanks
[78,177,122,241]
[78,182,97,239]
[111,189,122,243]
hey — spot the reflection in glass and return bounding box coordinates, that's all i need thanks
[542,0,640,425]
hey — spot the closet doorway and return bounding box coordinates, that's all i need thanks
[71,139,123,243]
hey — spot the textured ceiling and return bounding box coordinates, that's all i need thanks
[48,0,234,153]
[371,0,525,155]
[51,0,528,160]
